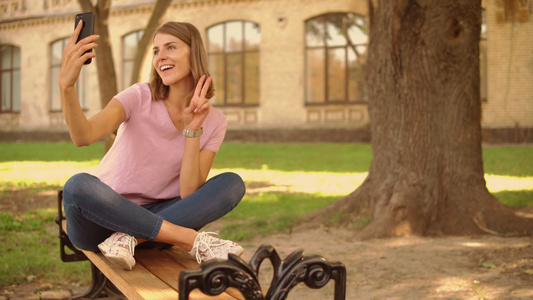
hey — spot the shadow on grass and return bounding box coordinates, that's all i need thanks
[0,183,61,216]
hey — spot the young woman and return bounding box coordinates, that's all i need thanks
[58,21,245,270]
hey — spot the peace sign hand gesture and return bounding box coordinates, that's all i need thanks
[183,75,212,131]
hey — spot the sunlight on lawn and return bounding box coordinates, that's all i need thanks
[0,161,98,186]
[210,168,367,196]
[0,162,531,195]
[484,174,533,192]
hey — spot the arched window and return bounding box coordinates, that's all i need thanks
[1,45,21,113]
[207,21,260,106]
[122,30,144,90]
[305,13,368,104]
[480,9,487,102]
[50,38,89,111]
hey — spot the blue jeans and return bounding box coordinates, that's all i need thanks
[63,172,245,252]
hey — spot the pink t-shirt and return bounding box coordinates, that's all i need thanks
[92,83,227,205]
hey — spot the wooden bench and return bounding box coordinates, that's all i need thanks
[56,190,347,299]
[56,190,243,299]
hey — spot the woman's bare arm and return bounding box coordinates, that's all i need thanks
[59,21,125,146]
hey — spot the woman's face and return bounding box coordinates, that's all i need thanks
[152,33,192,87]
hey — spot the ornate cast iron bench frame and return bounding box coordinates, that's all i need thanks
[180,244,346,299]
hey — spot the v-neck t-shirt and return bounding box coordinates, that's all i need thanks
[92,83,227,205]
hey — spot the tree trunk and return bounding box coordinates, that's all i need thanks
[307,0,533,238]
[129,0,173,85]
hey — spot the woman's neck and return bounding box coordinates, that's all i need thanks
[165,79,193,108]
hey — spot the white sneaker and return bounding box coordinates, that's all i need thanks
[98,232,138,270]
[188,232,244,263]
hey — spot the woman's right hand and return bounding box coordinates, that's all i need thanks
[58,21,99,90]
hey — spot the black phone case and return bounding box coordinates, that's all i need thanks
[75,12,94,65]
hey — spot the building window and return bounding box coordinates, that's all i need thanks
[480,9,487,102]
[122,30,144,90]
[207,21,260,106]
[305,13,368,104]
[50,38,89,112]
[1,45,21,113]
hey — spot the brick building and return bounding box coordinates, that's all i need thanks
[0,0,531,142]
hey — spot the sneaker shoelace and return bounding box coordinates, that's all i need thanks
[192,232,228,263]
[113,233,136,256]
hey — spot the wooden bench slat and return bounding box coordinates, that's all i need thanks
[163,247,245,299]
[136,249,239,300]
[84,250,177,300]
[163,246,201,269]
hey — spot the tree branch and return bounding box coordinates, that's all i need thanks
[130,0,173,85]
[77,0,94,12]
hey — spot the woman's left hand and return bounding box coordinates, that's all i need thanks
[183,75,212,131]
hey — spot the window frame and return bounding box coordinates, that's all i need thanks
[50,38,88,112]
[480,8,487,102]
[207,20,260,107]
[304,12,368,105]
[1,44,21,113]
[122,30,144,90]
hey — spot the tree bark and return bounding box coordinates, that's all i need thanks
[306,0,533,239]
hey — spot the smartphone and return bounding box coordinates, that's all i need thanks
[74,12,95,65]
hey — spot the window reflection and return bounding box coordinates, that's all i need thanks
[226,21,243,52]
[480,9,487,102]
[122,30,144,90]
[1,45,21,113]
[305,13,368,104]
[50,39,88,111]
[207,21,260,106]
[306,48,325,103]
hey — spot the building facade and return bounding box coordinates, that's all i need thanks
[0,0,531,142]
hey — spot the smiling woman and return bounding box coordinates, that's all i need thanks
[152,35,192,92]
[150,22,213,104]
[56,20,246,271]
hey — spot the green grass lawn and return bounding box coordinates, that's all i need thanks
[0,210,90,287]
[0,142,532,288]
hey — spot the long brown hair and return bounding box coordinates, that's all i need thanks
[149,22,214,101]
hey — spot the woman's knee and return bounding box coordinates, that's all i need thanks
[218,173,246,208]
[63,173,98,205]
[221,172,246,198]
